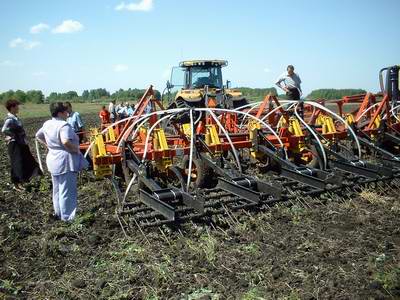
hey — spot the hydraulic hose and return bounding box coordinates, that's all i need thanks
[355,102,381,122]
[186,109,195,191]
[200,107,285,149]
[293,104,327,169]
[142,114,177,162]
[304,101,362,158]
[206,108,242,173]
[259,100,297,122]
[84,107,189,158]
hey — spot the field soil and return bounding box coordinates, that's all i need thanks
[1,114,400,299]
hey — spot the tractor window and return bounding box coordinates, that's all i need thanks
[170,67,185,88]
[190,67,222,89]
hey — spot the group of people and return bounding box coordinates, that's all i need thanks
[2,100,87,221]
[100,100,138,124]
[2,65,302,223]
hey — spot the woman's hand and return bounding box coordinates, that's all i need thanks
[61,139,80,154]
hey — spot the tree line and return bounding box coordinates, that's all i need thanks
[0,90,45,104]
[0,88,158,104]
[307,89,367,100]
[0,87,368,104]
[236,87,278,101]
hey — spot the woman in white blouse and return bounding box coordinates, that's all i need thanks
[36,102,88,221]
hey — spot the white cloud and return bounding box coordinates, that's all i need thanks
[0,60,23,67]
[52,20,84,34]
[263,67,272,73]
[115,0,153,12]
[9,38,24,48]
[9,38,41,50]
[30,23,50,34]
[114,64,129,72]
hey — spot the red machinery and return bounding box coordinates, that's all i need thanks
[81,65,400,227]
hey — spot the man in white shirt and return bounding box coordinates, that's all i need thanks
[275,65,302,100]
[275,65,303,117]
[108,100,116,123]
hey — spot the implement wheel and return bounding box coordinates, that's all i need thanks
[181,156,213,190]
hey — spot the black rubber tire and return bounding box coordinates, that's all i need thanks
[305,145,322,169]
[181,156,213,189]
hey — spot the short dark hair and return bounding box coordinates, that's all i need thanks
[5,99,21,112]
[65,101,72,108]
[102,105,106,109]
[287,65,295,71]
[50,102,68,118]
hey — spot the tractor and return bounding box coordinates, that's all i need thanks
[165,60,248,112]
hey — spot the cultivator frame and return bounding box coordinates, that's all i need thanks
[80,64,400,228]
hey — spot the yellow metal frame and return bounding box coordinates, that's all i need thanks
[288,117,306,154]
[205,125,221,147]
[345,114,355,126]
[316,115,337,135]
[90,128,112,178]
[182,123,192,136]
[105,126,116,142]
[153,128,172,171]
[248,121,264,159]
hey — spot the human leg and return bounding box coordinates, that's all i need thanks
[51,175,61,218]
[58,172,78,221]
[7,142,24,185]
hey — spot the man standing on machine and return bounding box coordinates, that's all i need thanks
[275,65,303,117]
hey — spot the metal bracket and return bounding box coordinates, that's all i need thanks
[139,189,176,221]
[139,188,205,221]
[217,177,281,204]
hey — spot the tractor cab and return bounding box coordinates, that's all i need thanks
[180,60,226,90]
[166,60,248,110]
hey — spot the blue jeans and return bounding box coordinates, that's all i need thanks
[51,172,78,221]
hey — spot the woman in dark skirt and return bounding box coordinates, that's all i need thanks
[1,99,42,191]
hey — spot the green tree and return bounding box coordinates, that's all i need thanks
[0,90,16,103]
[26,90,44,103]
[46,92,59,102]
[14,90,27,103]
[307,89,367,100]
[65,91,79,100]
[82,90,89,100]
[235,87,278,102]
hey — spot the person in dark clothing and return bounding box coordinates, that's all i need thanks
[2,99,42,191]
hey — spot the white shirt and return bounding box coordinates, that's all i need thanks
[36,118,88,175]
[275,72,302,92]
[108,102,115,115]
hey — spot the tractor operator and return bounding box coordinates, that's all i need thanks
[275,65,303,117]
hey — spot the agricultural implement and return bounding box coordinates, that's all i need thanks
[80,62,400,229]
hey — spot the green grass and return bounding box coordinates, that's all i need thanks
[0,102,107,119]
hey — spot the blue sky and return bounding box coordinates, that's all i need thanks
[0,0,399,96]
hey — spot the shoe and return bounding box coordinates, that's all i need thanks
[48,213,60,222]
[13,184,25,192]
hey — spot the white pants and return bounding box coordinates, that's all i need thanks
[51,172,78,221]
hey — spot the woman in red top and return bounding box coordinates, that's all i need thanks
[99,106,110,124]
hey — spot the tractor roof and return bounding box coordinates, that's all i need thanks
[179,60,228,68]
